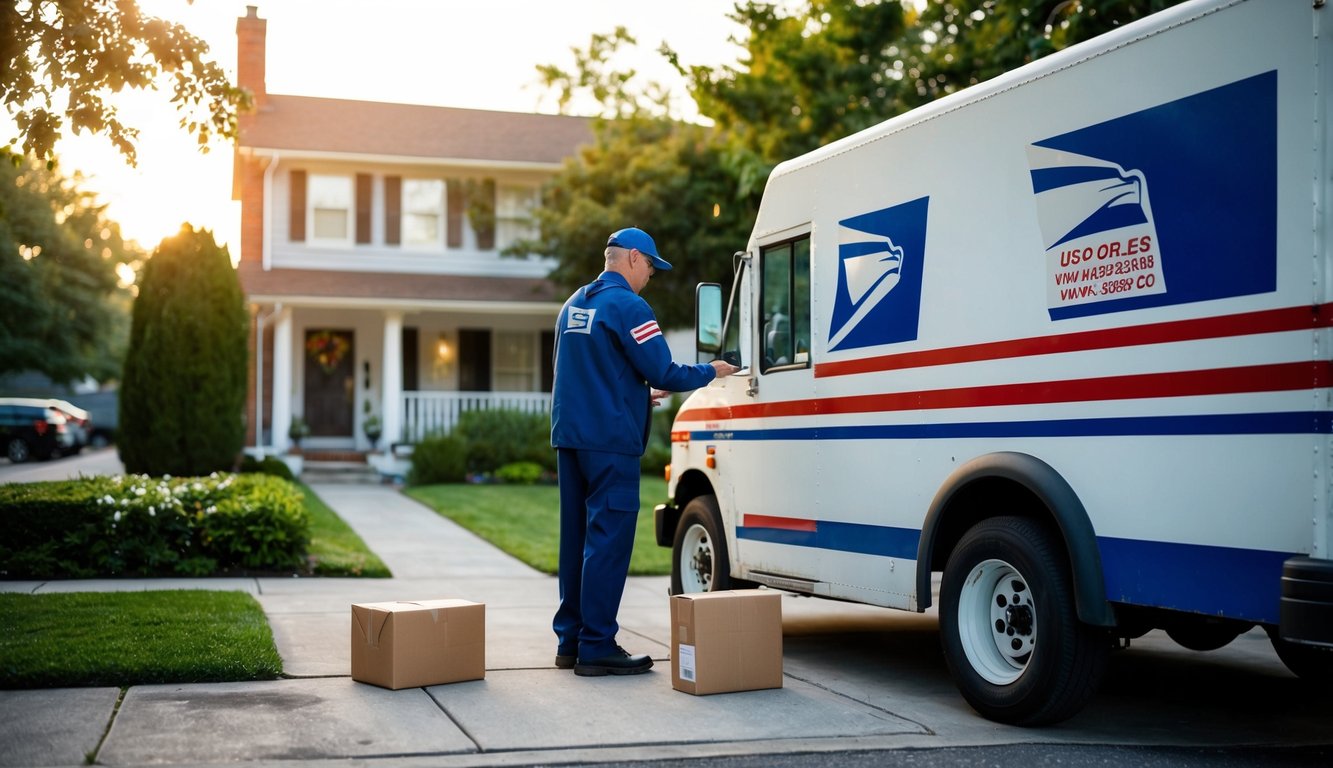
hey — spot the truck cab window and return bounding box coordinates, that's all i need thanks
[760,237,810,373]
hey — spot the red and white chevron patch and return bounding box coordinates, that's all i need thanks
[631,320,662,344]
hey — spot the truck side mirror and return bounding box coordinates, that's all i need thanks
[696,282,723,364]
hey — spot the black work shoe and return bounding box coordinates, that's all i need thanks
[574,645,653,676]
[555,654,576,669]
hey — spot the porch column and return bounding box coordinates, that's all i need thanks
[382,310,403,447]
[272,307,294,454]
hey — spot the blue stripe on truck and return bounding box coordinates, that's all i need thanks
[693,411,1332,442]
[738,521,1293,623]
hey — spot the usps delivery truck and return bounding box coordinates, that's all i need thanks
[655,0,1333,725]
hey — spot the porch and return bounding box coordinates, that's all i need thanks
[248,304,557,456]
[400,390,550,443]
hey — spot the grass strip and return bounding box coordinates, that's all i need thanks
[0,590,282,689]
[404,477,671,576]
[300,481,391,577]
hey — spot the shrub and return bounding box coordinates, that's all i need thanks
[240,454,295,481]
[0,473,310,578]
[456,408,554,473]
[495,461,545,485]
[119,226,248,476]
[409,432,467,485]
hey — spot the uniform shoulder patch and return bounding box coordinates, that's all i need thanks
[631,319,661,344]
[565,306,596,334]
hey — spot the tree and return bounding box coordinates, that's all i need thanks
[2,0,249,165]
[673,0,910,198]
[528,0,1188,327]
[521,115,748,329]
[899,0,1185,111]
[119,225,247,476]
[519,27,752,328]
[0,156,137,384]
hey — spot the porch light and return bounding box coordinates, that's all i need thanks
[436,334,453,363]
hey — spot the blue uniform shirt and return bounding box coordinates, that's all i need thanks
[551,271,716,456]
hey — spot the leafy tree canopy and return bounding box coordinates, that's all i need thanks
[0,156,138,384]
[524,0,1187,329]
[2,0,249,165]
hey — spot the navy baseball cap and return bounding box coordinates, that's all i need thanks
[608,227,672,271]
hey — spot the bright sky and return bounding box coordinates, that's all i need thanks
[13,0,747,258]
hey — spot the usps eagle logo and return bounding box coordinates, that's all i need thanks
[1027,146,1157,252]
[1028,71,1277,320]
[829,197,930,352]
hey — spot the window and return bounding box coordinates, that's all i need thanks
[403,179,445,248]
[309,174,353,243]
[759,237,811,373]
[496,185,539,251]
[494,331,537,391]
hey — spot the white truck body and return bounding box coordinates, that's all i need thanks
[659,0,1333,724]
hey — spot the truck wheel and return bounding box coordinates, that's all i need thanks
[7,437,30,463]
[671,495,732,595]
[1266,626,1333,683]
[940,516,1109,726]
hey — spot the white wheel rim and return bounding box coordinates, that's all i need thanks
[958,558,1036,685]
[679,523,714,593]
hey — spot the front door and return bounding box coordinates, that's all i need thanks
[304,329,355,437]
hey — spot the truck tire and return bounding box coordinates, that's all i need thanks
[671,495,732,595]
[939,516,1109,726]
[1266,626,1333,683]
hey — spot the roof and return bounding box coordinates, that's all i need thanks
[238,94,593,164]
[236,261,562,306]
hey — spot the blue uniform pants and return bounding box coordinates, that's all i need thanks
[553,447,642,660]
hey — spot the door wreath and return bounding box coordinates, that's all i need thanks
[306,331,350,374]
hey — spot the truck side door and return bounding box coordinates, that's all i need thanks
[728,234,821,582]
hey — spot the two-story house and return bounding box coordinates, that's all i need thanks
[232,7,591,463]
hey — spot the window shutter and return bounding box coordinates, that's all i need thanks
[355,173,372,244]
[476,178,496,251]
[289,170,306,242]
[447,179,464,249]
[458,329,491,391]
[384,176,401,245]
[540,330,554,392]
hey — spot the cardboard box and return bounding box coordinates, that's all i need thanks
[351,599,484,689]
[671,589,782,695]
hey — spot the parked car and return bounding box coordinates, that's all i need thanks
[48,399,91,454]
[0,398,76,462]
[64,390,117,447]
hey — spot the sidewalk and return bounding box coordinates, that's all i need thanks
[0,482,934,768]
[3,478,1332,767]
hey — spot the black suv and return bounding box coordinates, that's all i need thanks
[0,398,76,462]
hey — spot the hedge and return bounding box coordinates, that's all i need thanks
[0,473,310,579]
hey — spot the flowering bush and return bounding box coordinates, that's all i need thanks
[0,473,310,578]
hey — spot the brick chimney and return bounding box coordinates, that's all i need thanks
[236,6,267,108]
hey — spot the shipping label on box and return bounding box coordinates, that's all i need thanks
[351,599,485,690]
[671,589,782,695]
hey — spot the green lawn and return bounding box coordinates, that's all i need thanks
[404,477,671,576]
[0,590,282,688]
[301,481,391,577]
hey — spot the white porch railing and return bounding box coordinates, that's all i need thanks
[400,391,551,443]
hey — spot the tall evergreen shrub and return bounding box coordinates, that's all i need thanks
[119,226,248,475]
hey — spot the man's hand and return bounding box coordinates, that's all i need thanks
[711,360,741,378]
[650,389,669,406]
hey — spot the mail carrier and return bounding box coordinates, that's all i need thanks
[655,0,1333,726]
